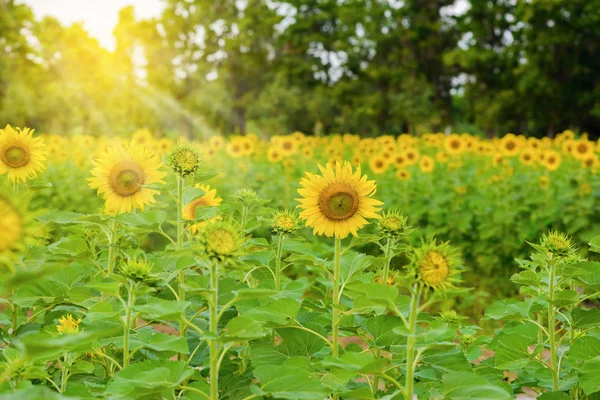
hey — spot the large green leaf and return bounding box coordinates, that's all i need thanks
[252,365,330,400]
[243,298,301,325]
[105,360,194,398]
[440,372,513,399]
[572,308,600,329]
[134,298,191,321]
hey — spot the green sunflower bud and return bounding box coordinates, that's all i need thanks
[198,220,245,262]
[377,210,413,239]
[119,258,157,284]
[540,230,577,258]
[271,209,301,235]
[167,144,201,177]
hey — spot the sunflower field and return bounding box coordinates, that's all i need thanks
[2,124,600,399]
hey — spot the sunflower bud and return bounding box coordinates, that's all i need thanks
[377,210,413,240]
[231,189,263,207]
[409,239,463,293]
[167,144,201,177]
[198,220,244,262]
[439,310,460,324]
[119,258,157,284]
[57,314,82,335]
[271,209,301,235]
[540,231,577,258]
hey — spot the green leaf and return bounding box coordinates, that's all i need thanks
[441,371,513,399]
[114,210,167,227]
[182,187,206,205]
[577,356,600,395]
[253,365,330,400]
[422,348,472,373]
[130,329,190,354]
[232,288,279,300]
[571,336,600,362]
[243,298,301,325]
[134,298,191,321]
[363,315,405,347]
[37,211,87,225]
[552,290,579,307]
[572,308,600,328]
[345,282,398,310]
[221,316,265,341]
[320,351,387,374]
[510,270,539,286]
[339,252,372,284]
[588,236,600,253]
[493,332,534,370]
[538,392,570,400]
[484,299,534,320]
[105,361,194,398]
[47,236,88,256]
[277,328,326,358]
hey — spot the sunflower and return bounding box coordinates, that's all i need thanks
[0,185,36,270]
[519,149,537,166]
[88,144,166,214]
[582,154,598,169]
[208,136,225,150]
[419,155,434,173]
[392,153,407,168]
[0,125,48,183]
[539,175,550,189]
[500,133,520,157]
[183,184,223,221]
[57,314,82,335]
[279,137,298,156]
[409,239,462,292]
[444,134,464,155]
[267,147,283,163]
[571,140,594,160]
[396,168,411,181]
[226,138,244,158]
[403,149,419,165]
[198,220,244,262]
[131,129,154,147]
[296,161,383,239]
[543,150,561,171]
[435,152,449,163]
[369,156,389,175]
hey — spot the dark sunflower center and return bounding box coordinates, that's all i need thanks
[319,183,359,221]
[451,140,460,149]
[577,144,587,153]
[2,145,30,168]
[283,142,292,150]
[109,162,145,197]
[506,141,516,150]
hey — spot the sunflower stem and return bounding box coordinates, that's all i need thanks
[274,233,285,291]
[332,237,341,358]
[176,175,188,361]
[107,219,119,275]
[405,284,421,400]
[209,261,220,400]
[123,281,135,368]
[10,300,18,337]
[382,238,393,284]
[547,256,559,391]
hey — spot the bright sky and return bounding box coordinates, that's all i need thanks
[22,0,165,50]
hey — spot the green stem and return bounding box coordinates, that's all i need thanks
[382,238,393,284]
[10,301,18,337]
[373,348,381,395]
[274,233,285,291]
[123,282,135,368]
[176,175,188,360]
[332,237,341,358]
[405,284,421,400]
[60,352,69,392]
[547,258,559,391]
[107,219,119,275]
[209,261,219,400]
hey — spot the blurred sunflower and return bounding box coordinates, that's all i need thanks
[582,154,598,169]
[209,136,225,150]
[571,140,594,160]
[444,134,464,155]
[403,149,419,165]
[369,156,389,175]
[131,129,154,147]
[296,161,383,238]
[419,155,434,173]
[279,137,298,156]
[396,168,411,181]
[519,149,537,166]
[0,125,48,183]
[0,186,36,270]
[500,133,520,157]
[543,150,562,171]
[267,147,283,163]
[226,138,244,158]
[88,144,166,214]
[393,152,406,168]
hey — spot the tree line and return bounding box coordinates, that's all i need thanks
[1,0,599,138]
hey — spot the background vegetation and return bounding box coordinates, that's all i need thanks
[3,0,600,138]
